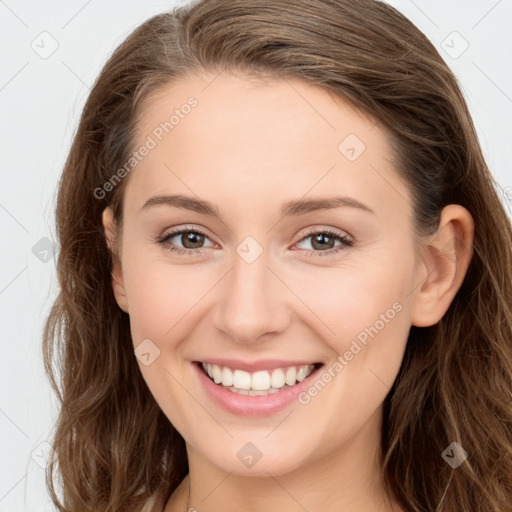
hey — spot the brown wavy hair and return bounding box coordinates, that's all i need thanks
[43,0,512,510]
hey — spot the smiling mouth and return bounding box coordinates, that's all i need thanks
[196,361,323,396]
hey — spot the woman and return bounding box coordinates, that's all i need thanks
[43,0,512,511]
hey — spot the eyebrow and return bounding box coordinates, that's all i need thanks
[141,194,375,218]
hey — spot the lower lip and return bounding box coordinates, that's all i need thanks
[193,362,323,417]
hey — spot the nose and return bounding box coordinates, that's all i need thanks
[212,249,291,345]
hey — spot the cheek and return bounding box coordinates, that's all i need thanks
[292,251,414,399]
[124,259,191,347]
[293,252,413,346]
[122,254,209,431]
[289,263,412,444]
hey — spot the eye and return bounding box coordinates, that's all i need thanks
[294,229,354,256]
[155,226,216,255]
[155,226,354,257]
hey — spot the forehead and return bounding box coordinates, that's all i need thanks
[136,71,381,150]
[125,71,409,221]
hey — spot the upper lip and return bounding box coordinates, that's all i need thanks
[196,359,321,372]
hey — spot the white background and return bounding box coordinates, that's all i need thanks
[1,0,511,510]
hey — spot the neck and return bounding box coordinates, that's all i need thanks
[164,408,402,512]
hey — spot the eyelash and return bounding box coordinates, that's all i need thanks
[154,226,354,257]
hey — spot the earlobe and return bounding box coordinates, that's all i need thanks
[102,207,129,313]
[411,204,474,327]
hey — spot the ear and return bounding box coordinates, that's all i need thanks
[411,204,474,327]
[102,207,129,313]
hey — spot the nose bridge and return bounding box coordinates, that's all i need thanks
[213,242,289,344]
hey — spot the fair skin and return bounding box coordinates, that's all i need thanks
[102,71,474,512]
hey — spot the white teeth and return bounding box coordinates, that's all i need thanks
[251,370,271,391]
[233,369,252,390]
[296,366,308,382]
[285,367,297,386]
[270,368,285,388]
[212,364,222,384]
[221,366,233,386]
[201,362,317,393]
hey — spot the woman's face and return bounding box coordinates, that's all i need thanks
[105,71,424,476]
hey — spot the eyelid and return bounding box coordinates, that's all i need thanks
[294,224,353,242]
[159,224,213,239]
